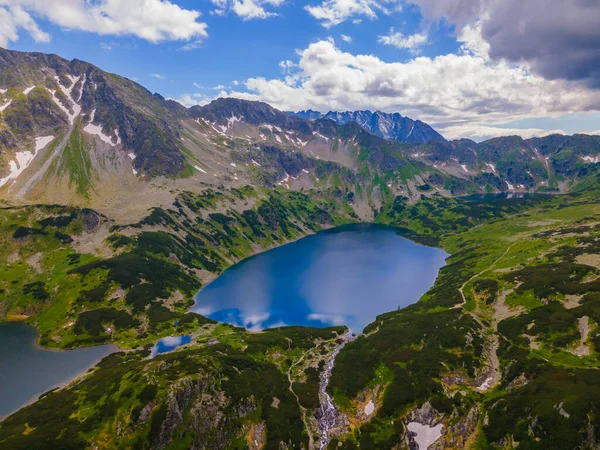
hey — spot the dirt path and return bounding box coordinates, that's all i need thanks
[456,243,515,391]
[287,345,316,449]
[455,243,515,310]
[572,316,591,357]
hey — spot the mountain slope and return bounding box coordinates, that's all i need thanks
[0,48,187,201]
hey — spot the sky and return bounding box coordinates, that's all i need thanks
[0,0,599,141]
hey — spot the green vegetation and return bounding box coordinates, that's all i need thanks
[6,179,600,448]
[0,187,353,349]
[0,326,345,450]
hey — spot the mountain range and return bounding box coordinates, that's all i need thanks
[293,109,446,144]
[2,46,600,219]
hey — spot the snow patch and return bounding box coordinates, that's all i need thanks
[275,135,282,143]
[312,131,329,142]
[0,88,6,94]
[259,134,267,141]
[127,152,136,161]
[277,173,290,188]
[302,169,309,174]
[0,151,37,187]
[364,400,375,417]
[230,162,237,168]
[194,165,207,173]
[476,377,493,391]
[485,163,496,173]
[83,123,114,146]
[55,75,82,125]
[227,115,241,128]
[582,155,600,163]
[23,86,35,95]
[251,159,261,167]
[78,73,86,102]
[34,136,54,151]
[0,100,12,112]
[506,181,515,190]
[460,164,469,173]
[114,129,122,145]
[407,422,443,450]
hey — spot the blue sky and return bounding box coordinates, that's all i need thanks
[1,0,599,141]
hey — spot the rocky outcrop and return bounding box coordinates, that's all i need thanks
[149,375,259,450]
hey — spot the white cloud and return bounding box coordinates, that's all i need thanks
[180,40,205,51]
[442,125,566,142]
[232,80,240,86]
[218,39,600,140]
[305,0,401,27]
[0,5,49,47]
[457,20,490,60]
[279,59,297,73]
[378,28,428,52]
[193,82,230,90]
[0,0,208,46]
[170,92,214,107]
[151,73,165,79]
[341,34,352,42]
[210,0,284,20]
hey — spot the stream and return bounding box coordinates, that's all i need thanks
[318,332,356,449]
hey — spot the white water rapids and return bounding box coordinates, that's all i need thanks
[318,332,355,449]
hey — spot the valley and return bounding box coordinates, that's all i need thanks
[1,47,600,449]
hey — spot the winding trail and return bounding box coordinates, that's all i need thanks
[287,343,317,449]
[456,242,515,391]
[456,243,515,310]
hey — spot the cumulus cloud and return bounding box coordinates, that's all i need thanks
[210,0,285,19]
[378,28,427,52]
[481,0,600,86]
[341,34,352,43]
[407,0,600,86]
[216,39,600,139]
[0,0,208,46]
[0,5,49,47]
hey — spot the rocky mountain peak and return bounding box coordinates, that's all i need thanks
[290,108,445,144]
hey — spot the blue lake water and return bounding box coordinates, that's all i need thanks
[0,322,117,419]
[193,224,448,332]
[151,335,192,357]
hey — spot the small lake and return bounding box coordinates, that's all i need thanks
[193,224,448,332]
[0,322,117,419]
